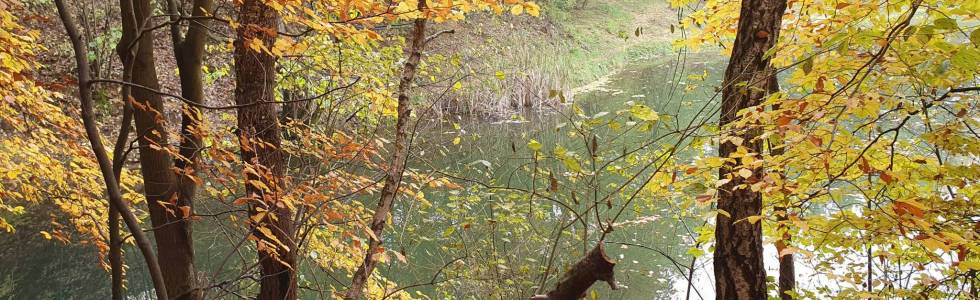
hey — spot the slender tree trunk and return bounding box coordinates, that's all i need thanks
[778,230,796,299]
[343,2,428,299]
[117,0,199,297]
[108,26,136,300]
[715,0,787,299]
[109,90,134,300]
[167,2,213,298]
[55,1,168,298]
[232,0,296,299]
[771,101,795,300]
[170,0,212,216]
[108,204,123,300]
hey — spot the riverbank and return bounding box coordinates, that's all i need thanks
[424,0,679,118]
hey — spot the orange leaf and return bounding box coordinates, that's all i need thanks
[880,171,894,184]
[777,115,793,126]
[179,206,191,219]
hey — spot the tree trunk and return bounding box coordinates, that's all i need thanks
[532,243,617,300]
[771,102,795,300]
[109,90,134,300]
[778,240,795,300]
[760,61,795,298]
[342,3,427,299]
[117,0,199,297]
[171,0,212,224]
[109,24,136,300]
[715,0,787,299]
[56,0,169,298]
[232,0,296,299]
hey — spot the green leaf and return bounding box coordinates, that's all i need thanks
[951,47,980,72]
[495,70,506,80]
[934,18,957,30]
[971,28,980,45]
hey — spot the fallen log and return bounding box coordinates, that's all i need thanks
[532,243,618,300]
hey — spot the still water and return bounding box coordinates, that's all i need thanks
[0,53,729,299]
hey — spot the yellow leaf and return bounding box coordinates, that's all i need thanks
[271,38,293,56]
[248,38,264,53]
[256,226,290,251]
[249,180,270,192]
[250,211,267,223]
[959,261,980,271]
[524,2,541,17]
[630,104,660,121]
[919,238,948,251]
[527,139,542,151]
[510,4,524,15]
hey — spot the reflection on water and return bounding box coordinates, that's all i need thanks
[383,53,727,299]
[0,53,730,299]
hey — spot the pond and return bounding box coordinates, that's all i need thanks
[0,52,729,300]
[376,52,727,299]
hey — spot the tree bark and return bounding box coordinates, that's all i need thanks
[109,87,134,300]
[232,0,296,299]
[778,237,795,300]
[117,0,199,297]
[531,243,617,300]
[715,0,787,299]
[167,1,213,298]
[169,0,212,225]
[55,0,168,298]
[342,3,427,299]
[108,25,136,300]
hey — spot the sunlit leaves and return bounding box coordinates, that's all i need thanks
[678,0,980,297]
[628,103,659,122]
[527,139,542,151]
[0,4,149,266]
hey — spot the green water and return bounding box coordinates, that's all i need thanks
[376,53,725,299]
[0,53,724,300]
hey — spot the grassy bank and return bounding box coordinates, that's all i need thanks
[425,0,678,118]
[541,0,677,85]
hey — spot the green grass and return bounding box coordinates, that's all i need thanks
[535,0,678,86]
[427,0,679,116]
